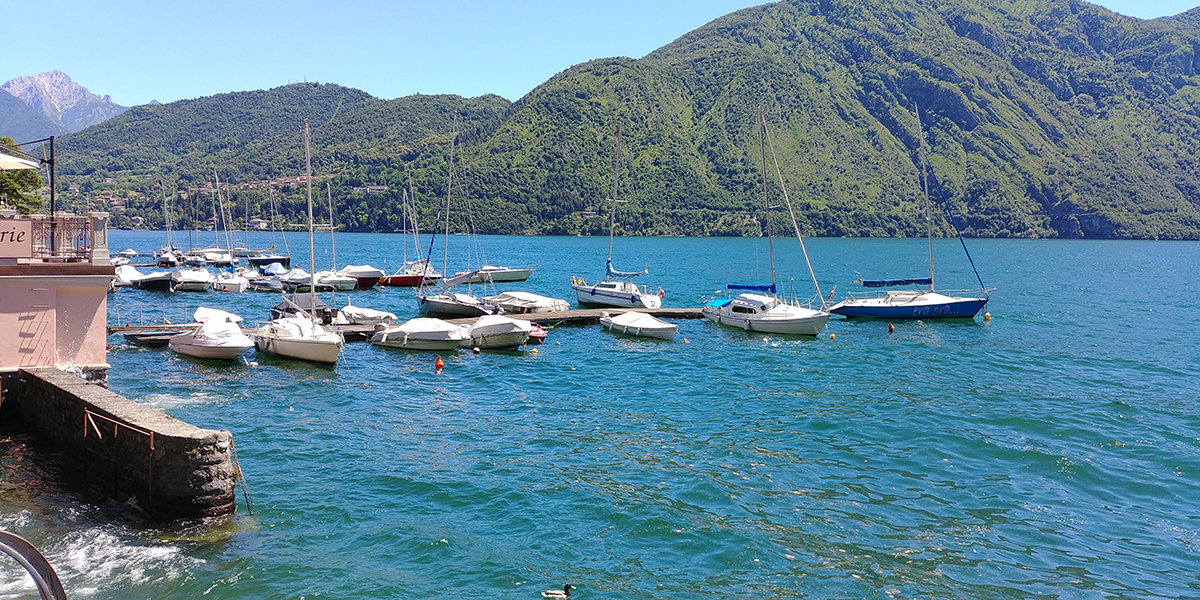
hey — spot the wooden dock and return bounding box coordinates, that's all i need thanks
[108,307,705,342]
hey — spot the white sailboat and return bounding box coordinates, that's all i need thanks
[829,106,990,319]
[570,125,662,309]
[703,111,830,336]
[418,123,499,318]
[252,119,345,365]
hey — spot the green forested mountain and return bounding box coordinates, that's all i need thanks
[52,0,1200,239]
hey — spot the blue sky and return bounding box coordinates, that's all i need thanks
[1,0,1196,106]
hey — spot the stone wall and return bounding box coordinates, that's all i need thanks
[12,367,236,519]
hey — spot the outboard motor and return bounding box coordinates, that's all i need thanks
[321,307,333,325]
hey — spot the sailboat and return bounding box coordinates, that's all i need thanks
[702,111,830,336]
[251,119,345,365]
[829,106,990,319]
[381,186,442,286]
[417,123,500,318]
[570,125,662,309]
[313,183,357,291]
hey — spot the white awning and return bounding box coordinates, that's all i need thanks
[0,152,40,171]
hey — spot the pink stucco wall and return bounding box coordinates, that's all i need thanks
[0,271,111,372]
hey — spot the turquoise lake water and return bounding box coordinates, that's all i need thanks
[2,231,1198,599]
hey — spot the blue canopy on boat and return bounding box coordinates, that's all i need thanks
[727,283,776,293]
[606,259,645,279]
[705,298,733,307]
[859,278,932,288]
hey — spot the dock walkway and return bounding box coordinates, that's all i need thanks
[108,307,705,342]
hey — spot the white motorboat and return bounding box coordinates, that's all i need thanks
[460,315,532,349]
[168,307,254,361]
[341,301,397,325]
[338,264,386,289]
[314,270,357,291]
[213,272,249,293]
[600,310,678,340]
[171,267,216,292]
[131,270,174,291]
[570,125,662,309]
[253,316,343,364]
[704,111,831,337]
[481,291,569,314]
[418,290,498,318]
[112,265,143,287]
[250,121,346,365]
[454,265,535,284]
[280,268,314,291]
[370,318,468,351]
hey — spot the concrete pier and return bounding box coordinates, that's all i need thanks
[7,368,237,519]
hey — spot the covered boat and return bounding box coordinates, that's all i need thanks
[269,294,345,324]
[341,300,397,325]
[481,291,569,314]
[453,264,535,284]
[168,308,254,361]
[130,270,174,291]
[600,310,678,340]
[338,264,386,289]
[370,318,468,351]
[172,268,216,292]
[460,315,532,349]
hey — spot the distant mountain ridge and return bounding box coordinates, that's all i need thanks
[47,0,1200,239]
[2,71,128,133]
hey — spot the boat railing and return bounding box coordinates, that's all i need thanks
[109,302,194,328]
[839,286,993,301]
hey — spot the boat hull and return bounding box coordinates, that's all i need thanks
[131,273,174,291]
[255,335,341,364]
[457,268,534,284]
[380,274,433,286]
[371,336,463,351]
[168,333,253,361]
[460,331,529,349]
[417,296,492,318]
[601,320,677,340]
[572,283,661,309]
[830,296,988,319]
[702,306,830,336]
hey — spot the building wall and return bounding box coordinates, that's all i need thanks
[0,267,112,376]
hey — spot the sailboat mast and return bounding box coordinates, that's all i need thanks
[606,125,622,270]
[916,106,934,292]
[759,112,776,289]
[327,182,337,271]
[160,180,172,251]
[304,119,316,318]
[443,127,455,285]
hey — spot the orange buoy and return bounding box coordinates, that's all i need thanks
[683,338,690,344]
[435,356,444,369]
[888,322,894,333]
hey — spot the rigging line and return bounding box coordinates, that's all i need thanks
[927,168,988,293]
[763,112,827,311]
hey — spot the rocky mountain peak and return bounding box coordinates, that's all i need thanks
[1,70,128,133]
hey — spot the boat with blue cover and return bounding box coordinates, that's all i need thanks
[830,106,990,320]
[703,111,830,336]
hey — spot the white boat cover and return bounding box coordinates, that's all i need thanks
[376,318,468,340]
[482,291,569,313]
[114,265,143,284]
[465,314,533,337]
[190,308,253,348]
[338,264,386,278]
[341,303,397,325]
[606,311,674,330]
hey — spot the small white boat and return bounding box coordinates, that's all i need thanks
[460,315,532,349]
[113,265,143,287]
[168,308,255,361]
[453,264,535,284]
[341,300,397,325]
[418,291,499,319]
[370,318,469,351]
[314,270,357,292]
[171,268,216,292]
[212,272,249,293]
[703,293,829,336]
[481,291,569,314]
[253,316,343,364]
[337,264,386,289]
[600,310,678,340]
[280,268,313,291]
[116,248,139,257]
[572,277,662,309]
